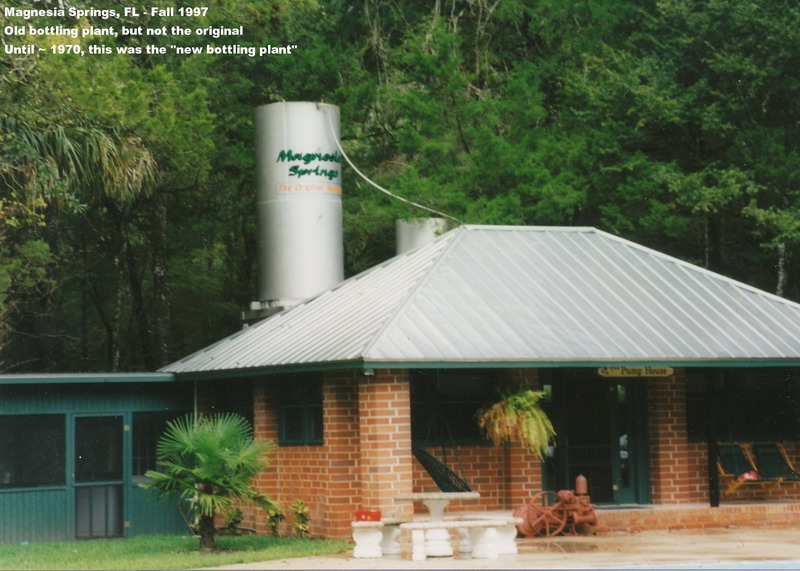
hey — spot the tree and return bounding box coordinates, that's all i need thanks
[140,413,276,550]
[562,0,800,294]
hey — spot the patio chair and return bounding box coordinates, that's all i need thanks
[749,443,800,481]
[716,442,781,495]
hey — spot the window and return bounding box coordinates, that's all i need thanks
[0,414,65,488]
[277,375,323,445]
[132,411,187,480]
[686,368,799,441]
[411,370,497,445]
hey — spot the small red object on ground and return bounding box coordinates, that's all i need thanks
[355,509,382,521]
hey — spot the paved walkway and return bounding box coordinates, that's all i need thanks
[200,527,800,569]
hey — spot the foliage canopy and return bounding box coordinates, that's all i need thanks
[2,0,798,372]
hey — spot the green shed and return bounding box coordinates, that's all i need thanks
[0,373,193,543]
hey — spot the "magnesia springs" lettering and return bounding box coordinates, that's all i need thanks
[276,150,341,165]
[277,149,341,180]
[288,165,339,180]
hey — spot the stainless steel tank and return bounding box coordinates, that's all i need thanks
[254,102,344,309]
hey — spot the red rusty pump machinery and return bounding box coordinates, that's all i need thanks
[513,474,598,537]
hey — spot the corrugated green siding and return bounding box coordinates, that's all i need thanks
[0,380,195,543]
[0,489,68,543]
[128,486,187,536]
[0,384,192,415]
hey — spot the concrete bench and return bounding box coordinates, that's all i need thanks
[445,515,523,555]
[351,517,405,558]
[399,519,505,561]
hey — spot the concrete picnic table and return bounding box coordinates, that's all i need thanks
[394,492,481,557]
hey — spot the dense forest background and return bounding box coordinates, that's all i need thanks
[2,0,799,372]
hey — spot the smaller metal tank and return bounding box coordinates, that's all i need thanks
[396,218,448,255]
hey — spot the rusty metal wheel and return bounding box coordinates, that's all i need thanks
[526,491,568,537]
[513,503,535,537]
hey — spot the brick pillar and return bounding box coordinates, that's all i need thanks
[320,370,361,539]
[358,369,414,519]
[503,369,544,508]
[648,372,693,503]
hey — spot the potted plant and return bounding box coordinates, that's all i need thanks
[477,389,555,459]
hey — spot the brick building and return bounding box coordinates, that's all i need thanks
[164,225,800,539]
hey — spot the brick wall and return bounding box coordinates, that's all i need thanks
[412,442,542,513]
[245,367,546,537]
[359,370,415,520]
[248,373,362,539]
[648,374,694,503]
[319,370,362,539]
[209,366,800,540]
[247,369,416,540]
[410,368,544,515]
[598,501,800,532]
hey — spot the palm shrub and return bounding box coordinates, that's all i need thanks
[477,389,555,459]
[140,413,276,550]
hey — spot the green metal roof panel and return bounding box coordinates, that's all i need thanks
[162,225,800,376]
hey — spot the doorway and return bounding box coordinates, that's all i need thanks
[72,415,125,539]
[545,371,649,504]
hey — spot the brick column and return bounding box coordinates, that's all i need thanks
[648,372,693,503]
[320,370,361,539]
[358,369,414,519]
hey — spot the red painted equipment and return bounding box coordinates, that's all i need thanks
[513,475,597,537]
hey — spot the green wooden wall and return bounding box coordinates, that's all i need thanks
[0,380,193,543]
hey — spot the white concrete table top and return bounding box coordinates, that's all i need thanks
[394,492,480,521]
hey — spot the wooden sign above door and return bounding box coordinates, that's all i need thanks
[597,366,674,378]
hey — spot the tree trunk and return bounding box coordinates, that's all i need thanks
[125,239,156,370]
[198,512,216,550]
[776,242,787,297]
[152,191,169,367]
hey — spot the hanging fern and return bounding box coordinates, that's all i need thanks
[477,389,555,459]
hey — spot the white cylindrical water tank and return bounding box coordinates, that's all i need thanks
[396,218,448,255]
[255,102,344,308]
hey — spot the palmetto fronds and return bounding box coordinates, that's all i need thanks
[1,116,156,207]
[140,413,276,549]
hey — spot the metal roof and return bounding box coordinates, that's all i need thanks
[162,225,800,377]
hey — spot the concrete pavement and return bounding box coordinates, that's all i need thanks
[199,527,800,569]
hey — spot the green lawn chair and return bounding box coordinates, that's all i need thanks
[749,443,800,481]
[716,443,781,495]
